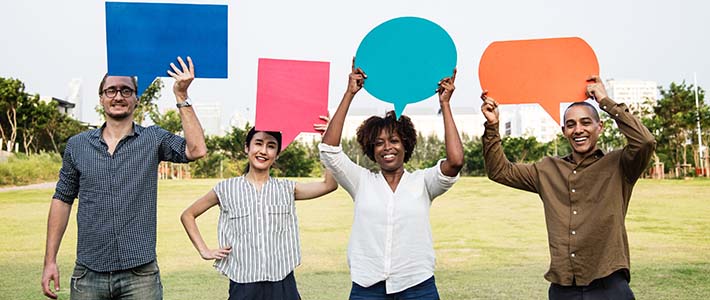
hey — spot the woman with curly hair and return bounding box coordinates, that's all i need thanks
[319,58,464,300]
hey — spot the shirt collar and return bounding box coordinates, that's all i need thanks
[562,148,605,165]
[90,122,142,139]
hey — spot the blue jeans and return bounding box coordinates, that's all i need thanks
[70,261,163,300]
[350,276,439,300]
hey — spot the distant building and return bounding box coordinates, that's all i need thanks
[193,102,222,136]
[499,104,561,142]
[605,79,658,116]
[339,106,487,140]
[66,78,83,121]
[40,96,76,118]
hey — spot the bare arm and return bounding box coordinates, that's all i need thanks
[180,190,231,260]
[437,69,464,176]
[294,169,338,200]
[322,57,366,146]
[168,56,207,160]
[41,199,71,299]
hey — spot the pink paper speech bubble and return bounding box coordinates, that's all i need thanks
[479,37,599,124]
[255,58,330,150]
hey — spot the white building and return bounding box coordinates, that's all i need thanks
[193,102,222,136]
[605,79,658,115]
[339,106,487,140]
[498,104,561,142]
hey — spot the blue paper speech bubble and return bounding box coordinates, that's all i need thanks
[355,17,457,117]
[106,2,228,97]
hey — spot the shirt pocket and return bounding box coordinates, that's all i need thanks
[228,207,252,235]
[266,205,293,233]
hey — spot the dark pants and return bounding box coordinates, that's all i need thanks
[549,270,635,300]
[349,276,439,300]
[228,271,300,300]
[70,261,162,300]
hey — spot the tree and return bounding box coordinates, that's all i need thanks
[0,77,27,151]
[151,109,182,134]
[646,82,709,175]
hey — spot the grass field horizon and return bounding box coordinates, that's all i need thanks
[1,177,708,299]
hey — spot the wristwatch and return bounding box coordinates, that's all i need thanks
[176,97,193,108]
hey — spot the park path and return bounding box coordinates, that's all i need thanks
[0,182,55,192]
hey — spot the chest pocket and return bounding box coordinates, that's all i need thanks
[267,205,293,233]
[228,207,252,235]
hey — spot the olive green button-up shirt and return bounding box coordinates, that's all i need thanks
[482,97,656,286]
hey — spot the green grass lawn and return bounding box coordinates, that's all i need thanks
[1,177,708,299]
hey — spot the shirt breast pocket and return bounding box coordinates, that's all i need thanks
[267,205,293,233]
[228,207,252,235]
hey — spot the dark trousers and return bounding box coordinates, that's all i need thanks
[349,276,439,300]
[549,270,635,300]
[228,272,300,300]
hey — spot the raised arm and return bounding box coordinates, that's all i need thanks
[480,91,539,192]
[41,199,71,299]
[168,56,207,160]
[586,75,656,182]
[322,57,366,146]
[180,191,231,260]
[437,69,464,176]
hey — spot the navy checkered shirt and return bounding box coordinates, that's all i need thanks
[53,123,190,272]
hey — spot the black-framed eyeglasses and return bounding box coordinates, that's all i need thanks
[102,87,135,98]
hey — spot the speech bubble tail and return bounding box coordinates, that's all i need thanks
[279,131,300,152]
[540,102,562,125]
[394,102,407,119]
[136,76,156,99]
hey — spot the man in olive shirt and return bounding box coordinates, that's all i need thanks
[480,76,655,300]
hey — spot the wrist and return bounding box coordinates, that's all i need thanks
[175,92,189,102]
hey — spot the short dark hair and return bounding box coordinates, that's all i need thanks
[563,102,600,122]
[356,110,417,163]
[98,73,138,95]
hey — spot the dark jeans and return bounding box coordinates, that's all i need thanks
[549,270,635,300]
[228,271,300,300]
[349,276,439,300]
[70,261,162,300]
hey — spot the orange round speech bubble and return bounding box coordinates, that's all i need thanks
[478,37,599,124]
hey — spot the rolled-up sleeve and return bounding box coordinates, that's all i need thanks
[425,159,460,200]
[157,126,190,163]
[53,138,80,204]
[318,143,364,198]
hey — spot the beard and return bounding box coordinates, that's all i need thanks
[103,103,135,121]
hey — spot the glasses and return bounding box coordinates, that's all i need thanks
[102,87,135,98]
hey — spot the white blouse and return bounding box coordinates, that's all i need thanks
[319,143,459,293]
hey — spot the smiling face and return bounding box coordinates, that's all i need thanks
[99,76,137,121]
[562,104,603,161]
[245,131,280,172]
[373,129,406,173]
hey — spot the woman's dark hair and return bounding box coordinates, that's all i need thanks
[243,127,282,173]
[356,110,417,163]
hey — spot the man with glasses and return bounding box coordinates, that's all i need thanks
[41,57,207,299]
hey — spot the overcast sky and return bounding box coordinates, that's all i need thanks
[1,0,708,127]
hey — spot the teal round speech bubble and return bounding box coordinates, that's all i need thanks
[355,17,457,117]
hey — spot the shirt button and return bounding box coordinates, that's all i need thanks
[572,189,576,193]
[571,230,576,235]
[573,170,577,174]
[573,210,578,215]
[571,253,576,258]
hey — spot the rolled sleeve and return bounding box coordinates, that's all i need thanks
[53,138,79,204]
[318,143,364,198]
[157,126,190,163]
[425,158,460,200]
